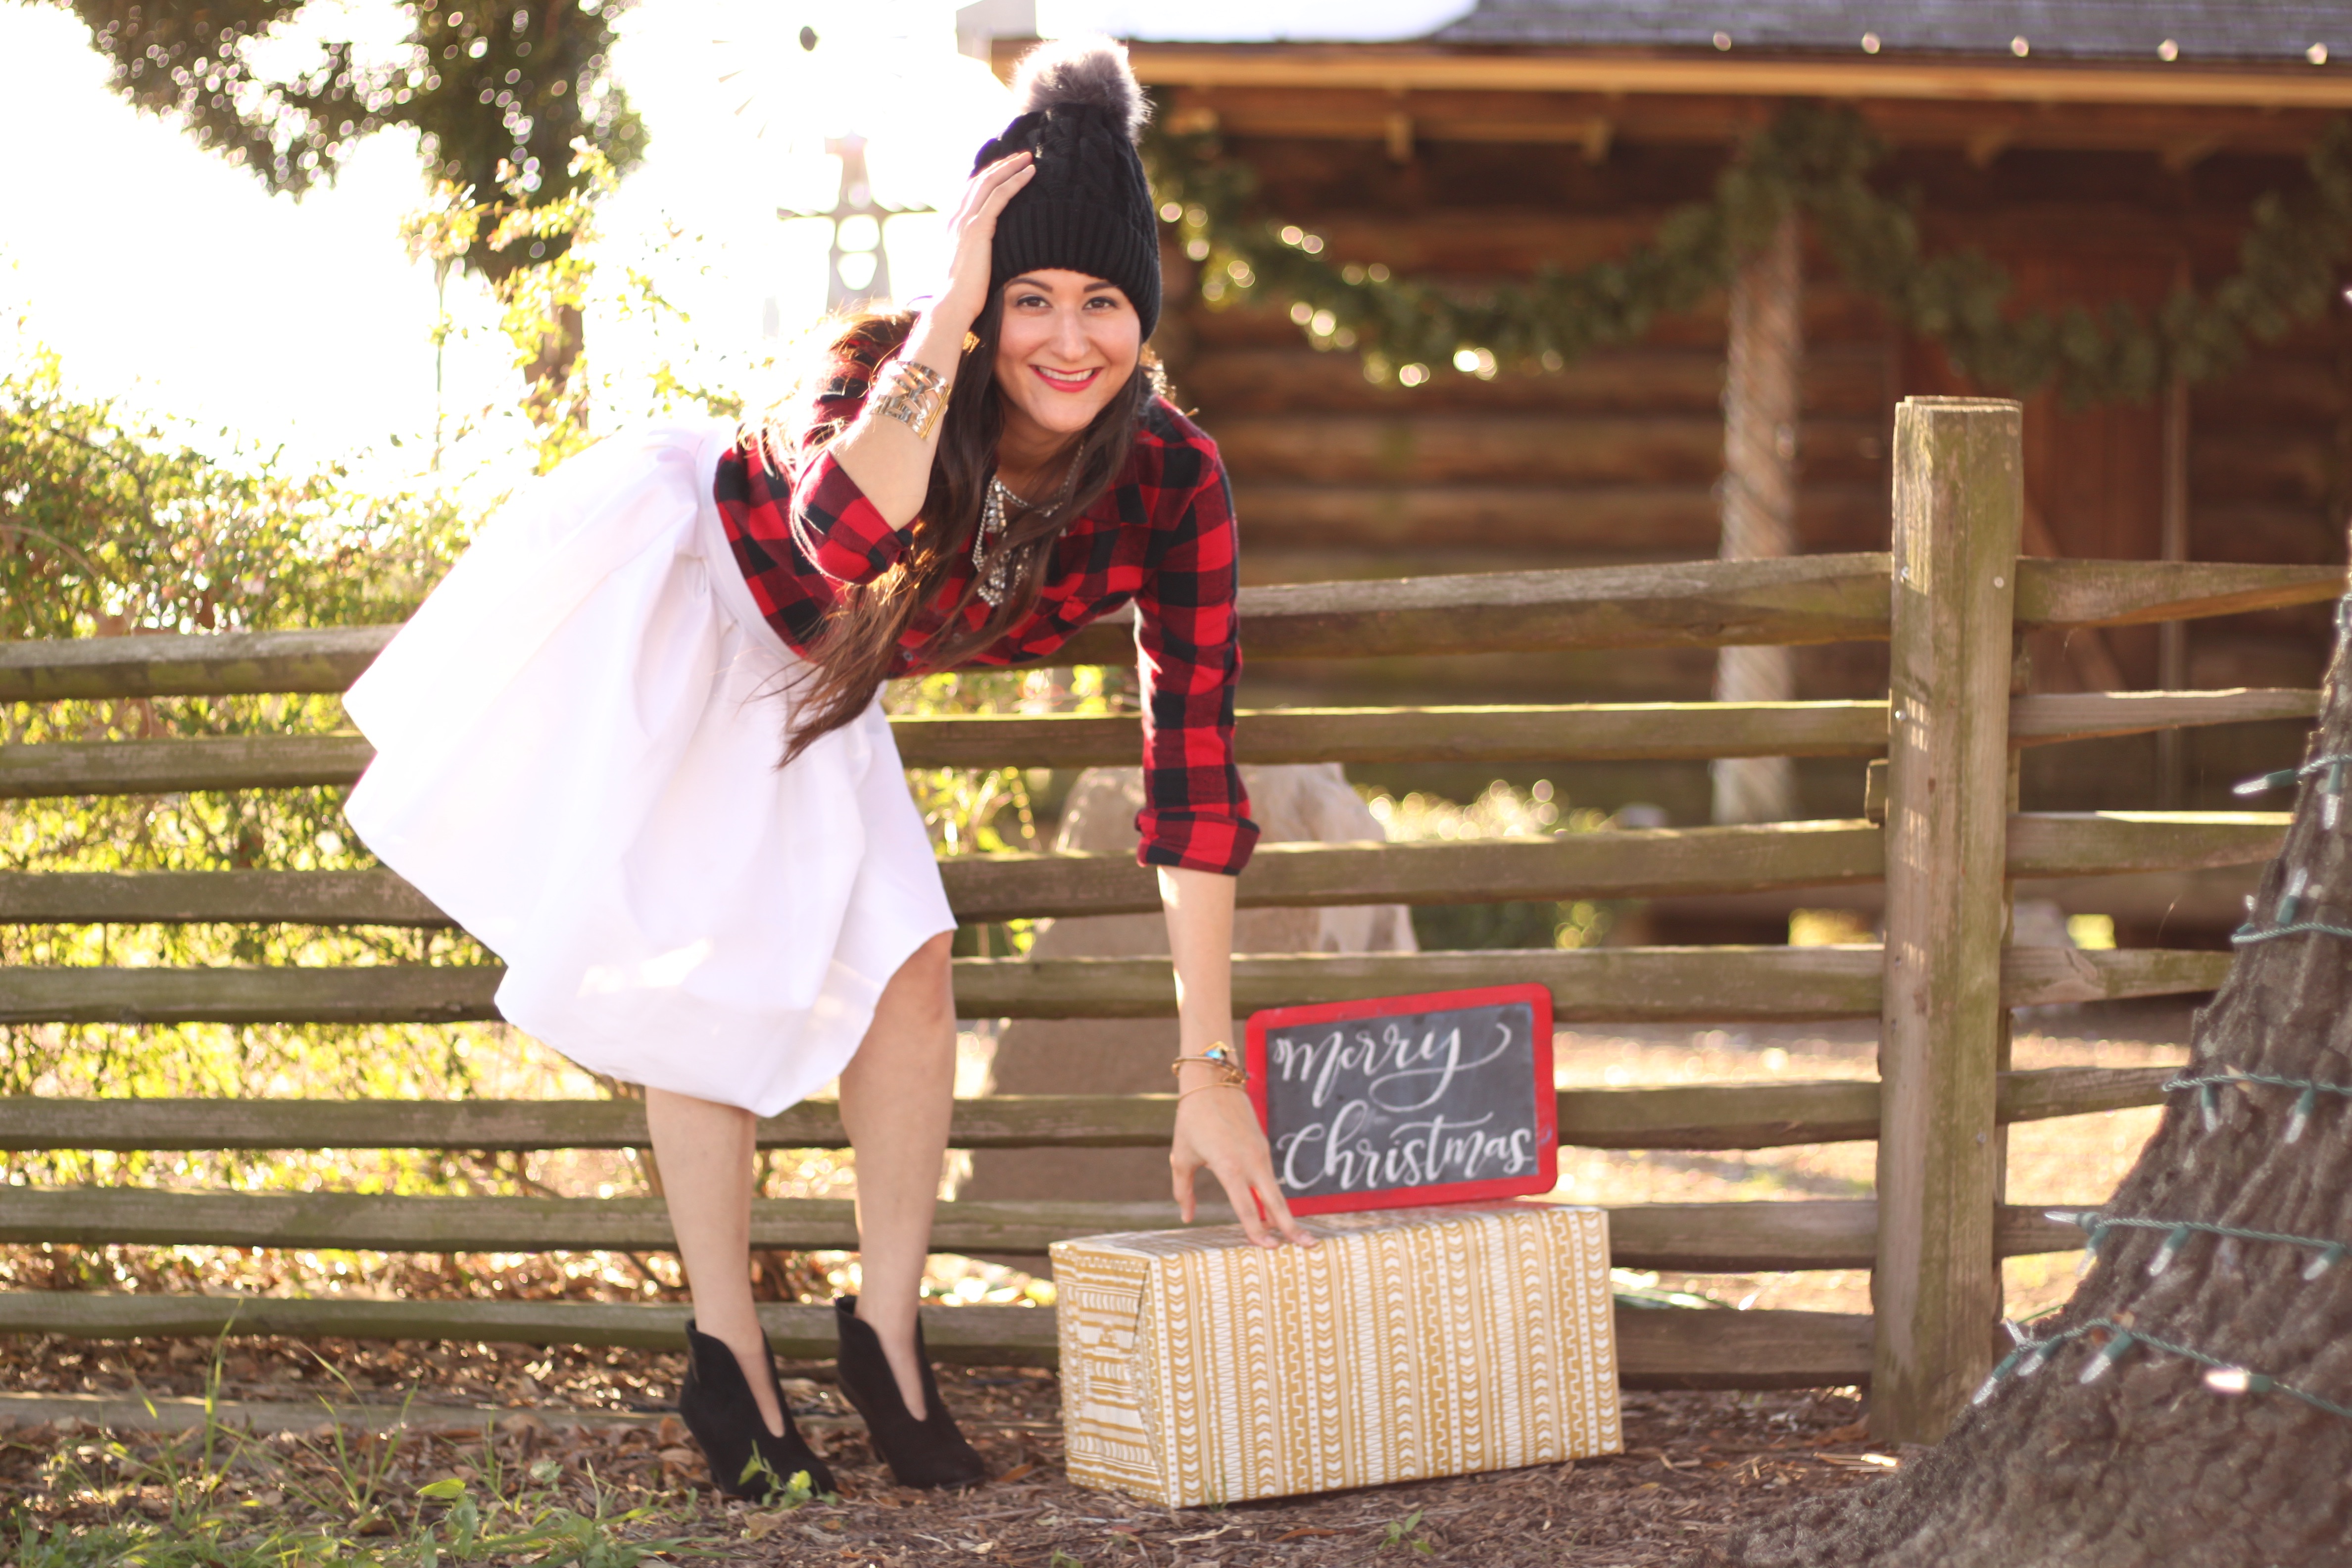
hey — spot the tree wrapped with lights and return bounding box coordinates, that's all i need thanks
[1715,592,2352,1564]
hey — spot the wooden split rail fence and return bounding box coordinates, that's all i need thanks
[0,397,2336,1439]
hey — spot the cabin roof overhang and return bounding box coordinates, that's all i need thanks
[988,40,2352,161]
[1115,44,2352,111]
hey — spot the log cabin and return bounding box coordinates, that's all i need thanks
[991,2,2351,868]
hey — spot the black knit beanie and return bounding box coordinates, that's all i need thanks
[972,37,1161,341]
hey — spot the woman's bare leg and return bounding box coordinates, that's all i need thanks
[646,931,954,1432]
[645,1088,785,1437]
[837,930,960,1420]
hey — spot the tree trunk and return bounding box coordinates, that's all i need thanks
[1713,212,1803,825]
[525,301,587,435]
[1712,589,2352,1564]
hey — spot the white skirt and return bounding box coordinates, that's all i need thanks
[343,422,956,1117]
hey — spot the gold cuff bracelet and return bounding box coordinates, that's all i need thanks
[868,357,949,441]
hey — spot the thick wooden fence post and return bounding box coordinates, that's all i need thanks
[1873,397,2023,1442]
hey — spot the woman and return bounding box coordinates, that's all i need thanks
[343,36,1309,1499]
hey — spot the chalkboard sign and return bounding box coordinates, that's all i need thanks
[1244,984,1558,1217]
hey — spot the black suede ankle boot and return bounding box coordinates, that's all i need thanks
[833,1297,987,1488]
[678,1319,837,1501]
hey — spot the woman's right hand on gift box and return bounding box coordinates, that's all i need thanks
[1172,1079,1316,1248]
[1157,865,1312,1247]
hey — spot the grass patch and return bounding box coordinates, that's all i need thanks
[2,1343,720,1567]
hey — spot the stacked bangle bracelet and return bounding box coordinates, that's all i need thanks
[1172,1042,1247,1102]
[869,357,949,440]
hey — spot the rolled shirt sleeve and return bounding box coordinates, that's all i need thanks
[789,446,918,586]
[758,344,922,588]
[1133,460,1259,875]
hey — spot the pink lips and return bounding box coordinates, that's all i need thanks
[1030,365,1102,393]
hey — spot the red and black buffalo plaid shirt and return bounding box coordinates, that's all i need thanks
[712,376,1259,877]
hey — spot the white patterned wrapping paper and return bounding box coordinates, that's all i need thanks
[1051,1203,1621,1506]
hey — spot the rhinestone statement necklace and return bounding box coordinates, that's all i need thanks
[975,462,1078,607]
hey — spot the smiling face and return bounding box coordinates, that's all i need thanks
[990,268,1142,449]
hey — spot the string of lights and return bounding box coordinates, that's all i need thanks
[2232,918,2352,948]
[2233,752,2352,829]
[2231,753,2352,799]
[2044,1210,2348,1280]
[2163,1067,2352,1137]
[2226,848,2352,951]
[1974,1318,2352,1422]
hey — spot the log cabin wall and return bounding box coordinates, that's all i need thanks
[1133,73,2352,824]
[1888,142,2352,816]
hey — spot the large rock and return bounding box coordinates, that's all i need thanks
[958,764,1415,1219]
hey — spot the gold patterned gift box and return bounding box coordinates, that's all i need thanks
[1051,1202,1621,1506]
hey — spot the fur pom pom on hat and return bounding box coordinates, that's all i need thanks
[973,35,1161,338]
[1011,33,1148,139]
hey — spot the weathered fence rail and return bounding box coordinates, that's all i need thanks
[2,552,2336,701]
[0,1066,2178,1155]
[0,1189,2081,1272]
[0,1292,1872,1389]
[1,396,2335,1441]
[0,811,2290,923]
[0,688,2321,795]
[0,945,2232,1025]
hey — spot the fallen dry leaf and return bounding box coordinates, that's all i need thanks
[1815,1452,1901,1471]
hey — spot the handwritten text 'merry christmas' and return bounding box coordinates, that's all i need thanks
[1266,1013,1539,1195]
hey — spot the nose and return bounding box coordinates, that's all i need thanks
[1049,302,1089,360]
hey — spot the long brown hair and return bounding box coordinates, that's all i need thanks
[761,298,1159,766]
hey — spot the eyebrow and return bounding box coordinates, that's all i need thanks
[1006,275,1122,294]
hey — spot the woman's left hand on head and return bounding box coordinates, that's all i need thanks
[1171,1086,1316,1248]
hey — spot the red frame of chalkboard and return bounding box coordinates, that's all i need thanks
[1242,983,1558,1217]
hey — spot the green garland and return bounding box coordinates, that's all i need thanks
[1141,102,2352,406]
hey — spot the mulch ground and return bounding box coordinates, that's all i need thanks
[788,1374,1897,1568]
[0,1332,1902,1566]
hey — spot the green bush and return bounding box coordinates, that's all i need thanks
[1364,781,1620,951]
[1,338,515,1208]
